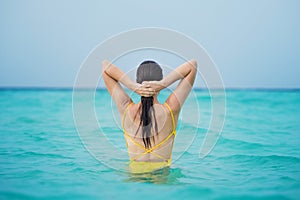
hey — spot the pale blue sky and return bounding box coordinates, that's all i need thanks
[0,0,299,88]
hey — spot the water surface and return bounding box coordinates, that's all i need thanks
[0,89,299,199]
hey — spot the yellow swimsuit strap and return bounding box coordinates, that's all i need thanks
[122,102,176,162]
[164,102,176,135]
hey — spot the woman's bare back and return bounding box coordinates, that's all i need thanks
[123,103,177,162]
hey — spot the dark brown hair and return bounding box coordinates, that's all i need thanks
[135,61,163,149]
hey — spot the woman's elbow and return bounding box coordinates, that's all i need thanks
[190,59,197,70]
[102,60,111,73]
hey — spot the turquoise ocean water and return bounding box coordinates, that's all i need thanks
[0,89,299,199]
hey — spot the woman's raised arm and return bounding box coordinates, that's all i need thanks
[102,60,156,112]
[144,60,197,112]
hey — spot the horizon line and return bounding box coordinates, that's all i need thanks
[0,86,300,91]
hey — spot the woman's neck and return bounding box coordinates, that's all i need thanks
[137,95,159,105]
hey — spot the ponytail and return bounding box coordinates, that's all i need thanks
[135,60,162,149]
[135,96,158,149]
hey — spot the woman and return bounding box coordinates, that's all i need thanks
[102,59,197,173]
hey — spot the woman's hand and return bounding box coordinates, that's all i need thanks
[133,83,157,97]
[142,80,165,93]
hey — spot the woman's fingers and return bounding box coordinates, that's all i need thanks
[138,87,156,97]
[140,85,154,91]
[141,81,162,93]
[135,82,158,97]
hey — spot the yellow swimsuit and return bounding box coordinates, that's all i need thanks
[122,102,176,173]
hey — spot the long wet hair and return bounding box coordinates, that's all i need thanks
[135,60,163,149]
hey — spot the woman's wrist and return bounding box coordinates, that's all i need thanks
[130,82,140,92]
[159,79,168,89]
